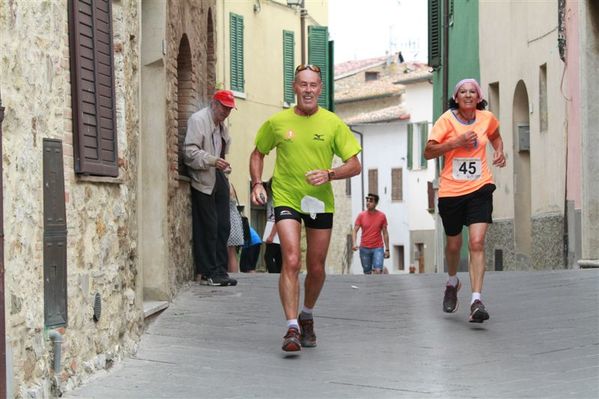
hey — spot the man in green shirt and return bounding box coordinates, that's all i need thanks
[249,65,362,353]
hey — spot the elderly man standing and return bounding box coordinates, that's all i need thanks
[185,90,238,287]
[249,65,362,352]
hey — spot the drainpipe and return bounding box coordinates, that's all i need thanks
[442,0,450,111]
[300,4,307,64]
[0,91,6,397]
[48,329,63,395]
[350,127,364,210]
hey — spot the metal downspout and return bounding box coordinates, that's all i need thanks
[350,127,364,210]
[0,92,6,398]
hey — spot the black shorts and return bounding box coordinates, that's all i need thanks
[274,206,333,229]
[438,184,496,236]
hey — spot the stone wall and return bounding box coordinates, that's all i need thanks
[1,0,142,396]
[486,215,566,271]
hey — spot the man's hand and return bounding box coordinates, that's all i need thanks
[384,249,390,259]
[352,245,358,251]
[215,158,230,171]
[251,183,267,206]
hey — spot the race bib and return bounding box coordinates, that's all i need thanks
[452,158,482,180]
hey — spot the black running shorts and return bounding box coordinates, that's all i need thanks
[438,184,496,236]
[274,206,333,229]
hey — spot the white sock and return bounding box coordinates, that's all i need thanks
[447,275,458,287]
[287,319,299,330]
[301,306,313,317]
[471,292,481,304]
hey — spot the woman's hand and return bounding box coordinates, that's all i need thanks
[458,131,478,148]
[493,150,506,167]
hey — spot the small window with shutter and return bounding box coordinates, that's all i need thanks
[368,169,378,196]
[230,13,245,93]
[68,0,118,177]
[391,168,403,201]
[283,30,295,105]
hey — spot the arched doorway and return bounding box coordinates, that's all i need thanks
[512,80,531,268]
[176,35,194,177]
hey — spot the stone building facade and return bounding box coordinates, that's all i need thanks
[0,0,215,397]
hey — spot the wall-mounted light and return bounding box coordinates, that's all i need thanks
[287,0,304,7]
[253,0,261,13]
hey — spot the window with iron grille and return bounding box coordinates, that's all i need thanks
[68,0,118,177]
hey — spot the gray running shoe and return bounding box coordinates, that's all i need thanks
[442,279,461,313]
[469,300,490,323]
[298,314,317,347]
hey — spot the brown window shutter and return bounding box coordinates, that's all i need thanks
[68,0,118,177]
[368,169,378,196]
[391,168,403,201]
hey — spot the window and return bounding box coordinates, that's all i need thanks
[230,13,244,92]
[407,122,429,170]
[539,64,548,133]
[428,0,441,68]
[365,71,379,81]
[68,0,118,177]
[308,25,332,110]
[368,169,378,195]
[283,30,295,104]
[488,82,500,117]
[391,168,403,201]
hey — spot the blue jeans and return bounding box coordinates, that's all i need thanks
[359,247,384,274]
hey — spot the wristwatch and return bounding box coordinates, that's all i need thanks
[327,169,336,181]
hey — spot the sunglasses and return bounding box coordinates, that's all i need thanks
[365,197,375,202]
[295,64,321,74]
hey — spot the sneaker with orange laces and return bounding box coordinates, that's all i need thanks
[298,314,317,348]
[281,327,301,352]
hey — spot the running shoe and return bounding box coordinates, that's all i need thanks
[469,300,490,323]
[201,275,228,286]
[442,279,461,313]
[224,274,238,286]
[298,314,317,348]
[282,327,301,352]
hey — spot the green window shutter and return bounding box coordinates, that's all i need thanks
[428,0,441,68]
[420,122,428,169]
[283,30,295,104]
[229,13,244,92]
[308,25,330,110]
[407,123,413,170]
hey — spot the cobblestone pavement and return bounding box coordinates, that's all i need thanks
[65,270,599,399]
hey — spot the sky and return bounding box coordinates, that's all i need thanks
[328,0,428,64]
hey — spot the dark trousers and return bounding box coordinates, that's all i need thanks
[240,244,261,272]
[264,243,282,273]
[191,170,230,277]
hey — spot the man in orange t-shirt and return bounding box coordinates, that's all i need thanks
[424,78,506,323]
[352,193,390,274]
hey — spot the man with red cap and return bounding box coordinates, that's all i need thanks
[184,90,238,286]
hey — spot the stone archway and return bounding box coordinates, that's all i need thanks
[512,80,531,268]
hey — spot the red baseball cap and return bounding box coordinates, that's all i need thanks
[213,90,236,108]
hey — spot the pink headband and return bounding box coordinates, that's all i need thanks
[453,78,483,103]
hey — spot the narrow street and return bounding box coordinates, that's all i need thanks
[65,270,599,399]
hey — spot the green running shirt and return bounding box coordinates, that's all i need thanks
[255,107,361,213]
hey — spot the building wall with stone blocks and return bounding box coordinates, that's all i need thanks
[0,0,215,396]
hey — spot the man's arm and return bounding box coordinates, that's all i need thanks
[249,147,267,205]
[184,116,229,170]
[351,224,360,251]
[382,225,390,258]
[305,154,362,186]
